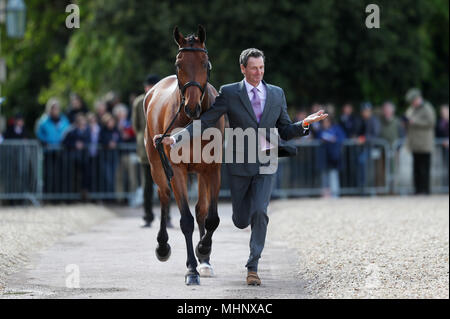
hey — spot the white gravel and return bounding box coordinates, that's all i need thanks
[0,205,115,291]
[268,195,449,298]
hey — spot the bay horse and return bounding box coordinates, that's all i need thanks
[143,25,225,285]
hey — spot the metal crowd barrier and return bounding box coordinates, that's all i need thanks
[0,138,448,205]
[39,143,141,201]
[0,140,42,205]
[269,138,391,198]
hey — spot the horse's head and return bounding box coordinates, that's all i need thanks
[174,25,210,120]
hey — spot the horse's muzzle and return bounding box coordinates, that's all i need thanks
[184,104,201,120]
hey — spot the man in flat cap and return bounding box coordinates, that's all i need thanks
[404,88,436,195]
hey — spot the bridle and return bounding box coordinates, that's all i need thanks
[175,46,211,107]
[155,46,211,186]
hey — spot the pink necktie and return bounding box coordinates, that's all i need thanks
[251,87,263,123]
[251,88,274,151]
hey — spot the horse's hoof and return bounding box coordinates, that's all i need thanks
[155,243,171,262]
[198,263,214,278]
[195,243,211,260]
[185,273,200,285]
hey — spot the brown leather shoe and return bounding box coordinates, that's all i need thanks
[247,271,261,286]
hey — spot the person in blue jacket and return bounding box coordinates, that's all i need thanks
[318,116,346,197]
[36,98,71,194]
[36,98,70,146]
[63,113,91,198]
[99,113,121,195]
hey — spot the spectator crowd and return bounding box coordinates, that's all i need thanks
[0,85,449,202]
[291,89,448,197]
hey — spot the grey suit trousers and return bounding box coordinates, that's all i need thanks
[228,168,276,272]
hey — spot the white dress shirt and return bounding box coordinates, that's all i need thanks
[244,78,267,113]
[244,78,276,151]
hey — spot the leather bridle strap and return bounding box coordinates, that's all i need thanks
[154,46,210,186]
[176,47,210,104]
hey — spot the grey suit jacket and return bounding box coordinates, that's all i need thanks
[172,80,309,176]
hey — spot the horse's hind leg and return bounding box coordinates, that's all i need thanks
[155,186,171,261]
[195,167,220,268]
[172,167,200,285]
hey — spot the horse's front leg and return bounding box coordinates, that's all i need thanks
[196,166,221,266]
[171,166,200,285]
[195,174,213,277]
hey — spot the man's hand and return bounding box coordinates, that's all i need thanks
[303,110,328,127]
[153,134,176,148]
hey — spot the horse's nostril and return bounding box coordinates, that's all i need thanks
[184,105,201,119]
[184,106,194,119]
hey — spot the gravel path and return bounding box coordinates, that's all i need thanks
[268,195,449,298]
[0,203,305,299]
[0,196,448,298]
[0,205,115,291]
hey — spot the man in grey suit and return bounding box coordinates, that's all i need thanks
[154,48,327,285]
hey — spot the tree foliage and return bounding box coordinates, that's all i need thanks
[1,0,448,131]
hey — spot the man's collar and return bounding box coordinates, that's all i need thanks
[243,78,265,93]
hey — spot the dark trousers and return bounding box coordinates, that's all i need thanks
[413,152,431,195]
[228,171,276,272]
[142,163,154,223]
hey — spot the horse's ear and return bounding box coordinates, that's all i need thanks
[198,25,206,44]
[173,26,185,46]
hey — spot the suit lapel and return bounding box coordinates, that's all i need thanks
[259,80,273,126]
[238,80,258,125]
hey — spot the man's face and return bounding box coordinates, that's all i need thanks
[71,97,82,109]
[412,96,423,108]
[240,56,264,86]
[88,115,97,125]
[116,110,127,120]
[50,105,61,118]
[362,108,372,120]
[107,118,116,129]
[77,117,87,129]
[343,104,353,115]
[382,103,394,119]
[16,119,24,127]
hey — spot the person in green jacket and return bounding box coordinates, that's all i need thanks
[379,101,404,145]
[132,74,172,228]
[404,88,436,195]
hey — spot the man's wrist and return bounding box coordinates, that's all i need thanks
[302,120,310,129]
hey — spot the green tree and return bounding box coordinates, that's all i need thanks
[2,0,72,130]
[1,0,448,134]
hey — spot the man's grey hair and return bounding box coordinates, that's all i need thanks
[239,48,265,67]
